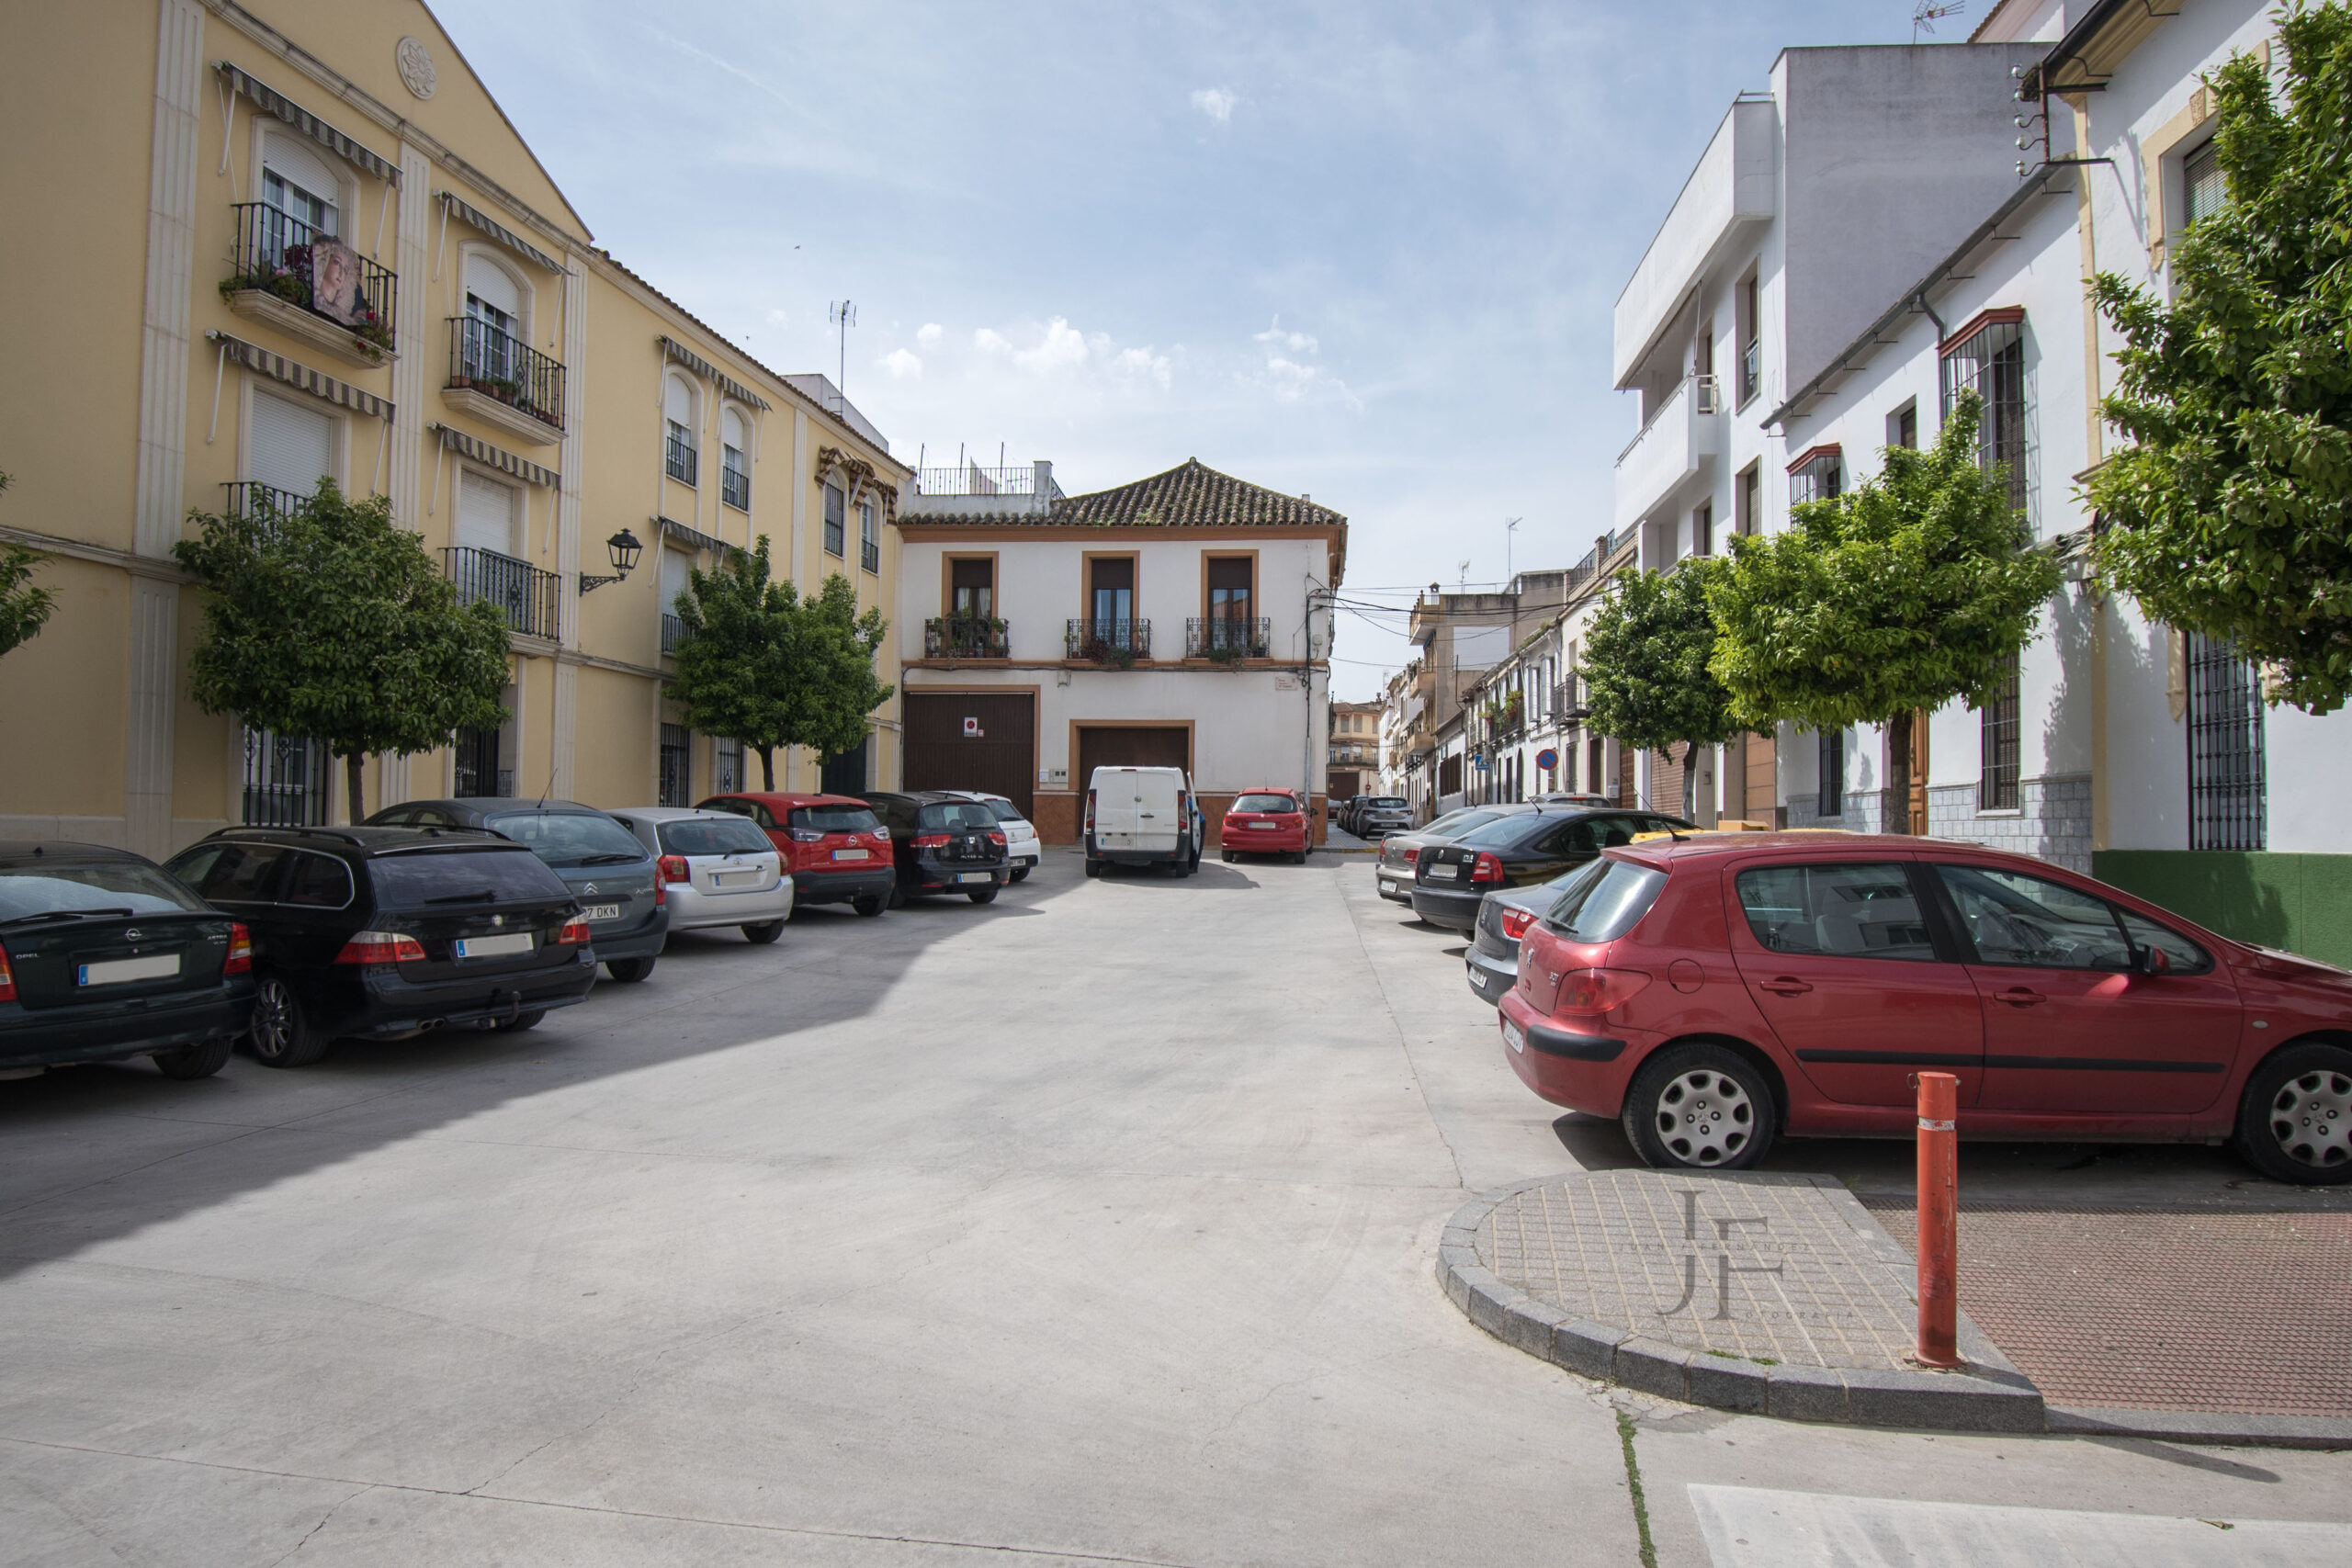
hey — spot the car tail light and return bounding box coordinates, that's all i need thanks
[334,931,426,966]
[1403,846,1420,864]
[659,855,691,884]
[1498,908,1534,942]
[988,830,1007,847]
[789,829,825,844]
[0,944,15,1004]
[224,922,254,976]
[911,833,950,850]
[1552,968,1653,1017]
[1083,790,1096,835]
[556,917,592,945]
[1470,852,1506,885]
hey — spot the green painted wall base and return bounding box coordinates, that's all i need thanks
[2092,851,2352,969]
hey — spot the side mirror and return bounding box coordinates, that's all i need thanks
[2135,944,2171,976]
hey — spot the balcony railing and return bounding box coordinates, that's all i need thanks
[443,547,560,640]
[223,203,398,349]
[220,480,309,524]
[447,316,565,433]
[661,613,685,654]
[861,537,880,573]
[720,462,750,510]
[1185,616,1271,659]
[668,430,698,485]
[1066,618,1150,663]
[925,615,1009,659]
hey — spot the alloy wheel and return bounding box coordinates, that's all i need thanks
[2267,1067,2352,1170]
[1654,1069,1754,1167]
[250,977,297,1061]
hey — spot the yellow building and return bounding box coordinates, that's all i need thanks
[0,0,905,856]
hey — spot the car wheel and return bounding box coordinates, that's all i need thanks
[247,975,331,1068]
[1010,867,1030,884]
[853,896,885,918]
[152,1035,233,1080]
[605,956,656,984]
[741,920,786,944]
[494,1010,546,1033]
[967,886,1000,905]
[1084,859,1102,878]
[1621,1043,1776,1171]
[887,886,906,909]
[1221,850,1234,863]
[2235,1042,2352,1185]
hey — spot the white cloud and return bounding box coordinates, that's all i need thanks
[879,347,922,378]
[973,327,1012,354]
[1114,344,1172,388]
[1013,317,1091,371]
[916,322,943,346]
[764,309,789,329]
[1191,86,1238,125]
[1253,316,1318,354]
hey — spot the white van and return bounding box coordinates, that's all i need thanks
[1083,766,1199,877]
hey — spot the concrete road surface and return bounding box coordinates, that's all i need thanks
[1,851,2344,1565]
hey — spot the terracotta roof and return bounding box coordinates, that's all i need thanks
[1055,458,1343,528]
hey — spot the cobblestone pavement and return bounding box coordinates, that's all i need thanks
[1857,1195,2352,1416]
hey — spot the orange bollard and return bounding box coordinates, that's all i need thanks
[1913,1071,1960,1367]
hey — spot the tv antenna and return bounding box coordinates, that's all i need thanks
[1458,558,1471,592]
[1504,517,1522,582]
[829,299,856,410]
[1912,2,1966,42]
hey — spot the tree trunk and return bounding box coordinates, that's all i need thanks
[345,751,367,824]
[757,745,775,791]
[1884,713,1928,835]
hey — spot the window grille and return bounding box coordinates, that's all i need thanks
[453,725,508,797]
[1790,451,1840,509]
[659,724,692,808]
[1978,650,2020,811]
[2186,633,2265,850]
[1817,728,1844,818]
[721,445,751,510]
[1940,317,2030,522]
[242,727,330,826]
[665,421,697,485]
[822,483,846,557]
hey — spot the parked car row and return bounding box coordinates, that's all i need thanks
[1338,795,1412,839]
[2,785,1041,1082]
[1382,808,2352,1187]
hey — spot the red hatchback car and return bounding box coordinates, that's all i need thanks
[1220,788,1311,863]
[697,792,895,917]
[1496,832,2352,1185]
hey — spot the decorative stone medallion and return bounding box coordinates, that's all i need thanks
[395,37,437,100]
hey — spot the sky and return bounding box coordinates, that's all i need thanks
[434,0,1970,699]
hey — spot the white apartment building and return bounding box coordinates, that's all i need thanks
[892,458,1344,844]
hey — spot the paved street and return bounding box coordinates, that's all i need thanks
[4,852,2348,1565]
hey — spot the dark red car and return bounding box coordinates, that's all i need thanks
[1496,832,2352,1185]
[697,792,894,917]
[1219,787,1310,863]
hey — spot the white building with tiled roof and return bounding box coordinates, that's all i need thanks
[892,458,1345,846]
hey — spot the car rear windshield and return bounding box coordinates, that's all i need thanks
[658,818,775,857]
[369,848,571,908]
[484,810,649,868]
[978,800,1027,825]
[1365,797,1407,809]
[789,805,880,835]
[1544,856,1668,942]
[1430,809,1505,837]
[1455,813,1551,849]
[918,801,1002,831]
[1232,793,1299,814]
[0,862,209,920]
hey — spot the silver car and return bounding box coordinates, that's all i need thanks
[1354,795,1413,837]
[606,807,795,944]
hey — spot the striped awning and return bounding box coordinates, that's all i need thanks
[655,515,740,560]
[436,190,563,275]
[209,332,393,422]
[659,335,772,411]
[430,423,557,488]
[216,62,398,186]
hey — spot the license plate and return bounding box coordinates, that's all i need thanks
[714,870,759,886]
[832,848,870,861]
[582,903,621,921]
[1433,864,1463,880]
[1502,1017,1526,1055]
[78,953,179,987]
[1248,822,1279,830]
[957,872,992,885]
[455,932,534,959]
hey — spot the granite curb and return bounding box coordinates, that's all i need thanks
[1435,1173,2340,1444]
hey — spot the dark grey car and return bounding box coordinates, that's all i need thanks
[365,798,668,981]
[1464,866,1595,1007]
[1373,805,1537,905]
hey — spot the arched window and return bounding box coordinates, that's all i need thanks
[720,406,750,510]
[664,374,698,485]
[458,251,526,387]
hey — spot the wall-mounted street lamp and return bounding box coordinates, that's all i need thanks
[579,526,643,594]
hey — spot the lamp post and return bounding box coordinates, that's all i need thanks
[579,526,642,594]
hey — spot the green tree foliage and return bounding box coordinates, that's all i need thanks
[2087,6,2352,713]
[0,473,59,660]
[667,536,893,790]
[1705,392,2062,793]
[1581,559,1741,756]
[175,480,511,820]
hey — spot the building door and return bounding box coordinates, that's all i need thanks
[1076,726,1189,790]
[1744,731,1778,824]
[820,735,871,797]
[903,693,1035,816]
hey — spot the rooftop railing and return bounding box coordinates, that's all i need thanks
[916,465,1037,496]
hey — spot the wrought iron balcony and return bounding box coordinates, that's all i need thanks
[1066,617,1150,663]
[661,613,686,654]
[861,537,880,573]
[667,428,697,485]
[447,316,565,433]
[220,480,309,524]
[926,616,1009,659]
[1186,616,1270,659]
[720,461,750,510]
[223,203,398,351]
[443,547,560,640]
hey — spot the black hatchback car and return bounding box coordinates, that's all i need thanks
[859,792,1009,905]
[366,798,667,981]
[1410,807,1693,933]
[0,842,254,1080]
[164,828,597,1067]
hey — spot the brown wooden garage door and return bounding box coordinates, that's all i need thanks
[903,692,1035,817]
[1076,726,1192,791]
